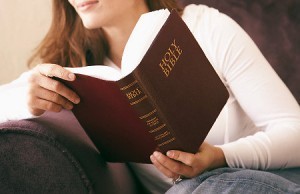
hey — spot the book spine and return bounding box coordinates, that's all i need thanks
[117,74,179,153]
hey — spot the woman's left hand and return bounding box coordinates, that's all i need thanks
[150,142,227,180]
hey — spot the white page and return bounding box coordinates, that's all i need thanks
[66,9,170,81]
[121,9,170,77]
[66,65,122,81]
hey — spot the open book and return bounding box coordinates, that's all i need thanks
[61,9,229,163]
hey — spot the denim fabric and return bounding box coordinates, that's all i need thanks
[166,168,300,194]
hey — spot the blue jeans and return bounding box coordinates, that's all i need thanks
[166,168,300,194]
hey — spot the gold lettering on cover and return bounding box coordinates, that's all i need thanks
[149,124,166,133]
[158,137,176,147]
[159,39,183,77]
[120,80,138,91]
[155,131,170,140]
[146,117,159,127]
[130,95,148,105]
[139,109,157,120]
[126,87,142,100]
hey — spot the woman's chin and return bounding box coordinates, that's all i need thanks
[80,17,102,29]
[82,22,100,29]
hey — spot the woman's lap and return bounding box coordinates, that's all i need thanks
[166,167,300,194]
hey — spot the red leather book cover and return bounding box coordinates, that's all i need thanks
[61,10,229,163]
[117,10,229,155]
[62,75,157,163]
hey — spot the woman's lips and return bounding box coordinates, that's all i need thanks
[76,0,99,11]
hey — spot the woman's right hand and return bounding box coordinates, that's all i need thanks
[27,63,80,116]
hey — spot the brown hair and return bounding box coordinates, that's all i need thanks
[28,0,182,68]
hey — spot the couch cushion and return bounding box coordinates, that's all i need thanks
[0,110,144,194]
[0,120,93,194]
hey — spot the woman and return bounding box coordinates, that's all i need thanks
[1,0,300,193]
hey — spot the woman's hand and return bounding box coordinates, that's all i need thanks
[150,142,227,181]
[27,63,80,116]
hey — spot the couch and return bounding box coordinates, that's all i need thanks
[1,1,299,193]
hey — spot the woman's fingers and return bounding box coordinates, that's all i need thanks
[36,63,75,81]
[28,85,74,111]
[150,152,178,179]
[167,150,196,167]
[27,63,80,116]
[151,151,193,178]
[166,150,206,177]
[28,97,63,116]
[30,73,80,104]
[151,143,227,180]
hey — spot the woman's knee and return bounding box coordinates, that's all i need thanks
[167,168,300,194]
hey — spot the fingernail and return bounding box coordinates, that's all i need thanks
[153,151,160,157]
[74,98,80,104]
[68,73,75,80]
[166,151,173,157]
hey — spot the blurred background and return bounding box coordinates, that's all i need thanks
[0,0,51,84]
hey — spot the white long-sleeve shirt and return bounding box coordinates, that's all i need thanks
[1,4,300,193]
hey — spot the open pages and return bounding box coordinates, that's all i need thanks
[66,9,170,81]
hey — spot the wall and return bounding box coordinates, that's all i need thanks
[0,0,52,84]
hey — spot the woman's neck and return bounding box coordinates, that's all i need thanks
[102,26,132,68]
[102,5,149,68]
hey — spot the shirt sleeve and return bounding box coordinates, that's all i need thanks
[0,71,37,123]
[191,5,300,169]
